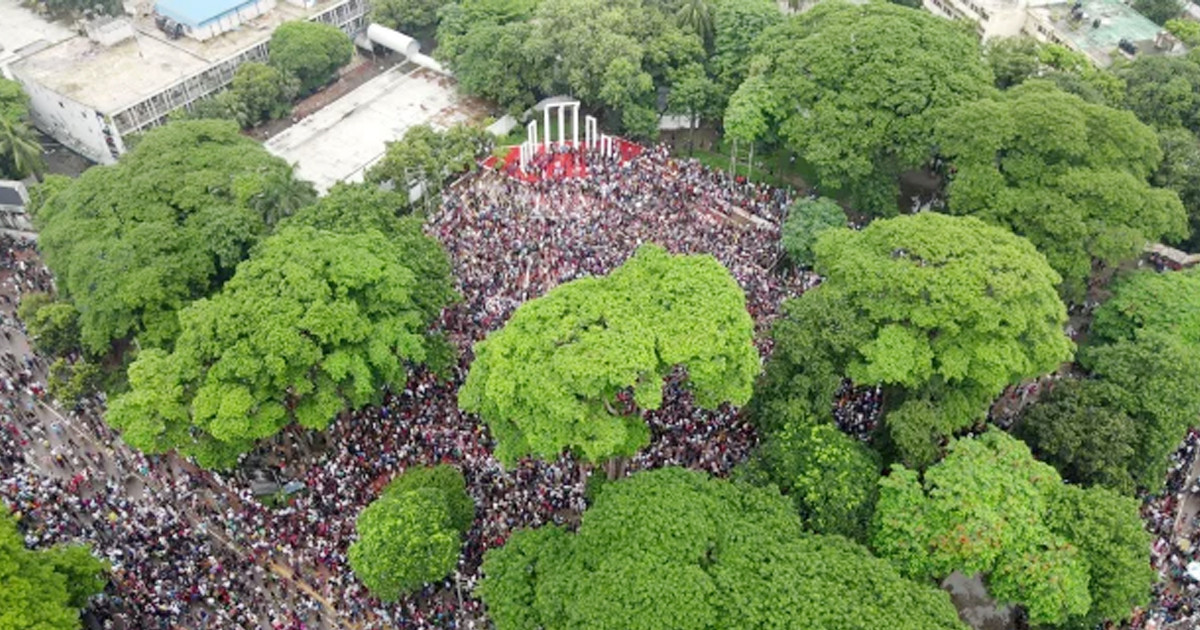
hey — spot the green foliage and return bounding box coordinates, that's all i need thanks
[47,359,102,409]
[349,487,462,600]
[1037,44,1126,106]
[1015,380,1138,494]
[937,80,1187,300]
[779,197,847,267]
[0,512,107,630]
[710,0,782,98]
[1090,268,1200,345]
[1133,0,1182,24]
[749,1,993,214]
[479,467,967,630]
[269,21,354,94]
[984,36,1041,89]
[0,118,43,181]
[19,297,80,357]
[229,62,298,127]
[106,225,457,468]
[871,431,1150,627]
[795,212,1070,466]
[1119,55,1200,134]
[460,245,759,465]
[749,421,880,541]
[371,0,453,37]
[0,79,28,125]
[439,19,543,115]
[34,120,298,355]
[365,124,492,190]
[1153,127,1200,250]
[382,465,475,534]
[1166,18,1200,47]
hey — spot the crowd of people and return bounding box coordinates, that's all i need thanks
[1,141,1198,630]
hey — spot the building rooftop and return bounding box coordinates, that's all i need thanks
[9,0,326,114]
[0,0,73,70]
[1029,0,1169,66]
[155,0,259,28]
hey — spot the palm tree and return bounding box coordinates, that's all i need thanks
[0,119,45,182]
[676,0,714,47]
[252,167,316,227]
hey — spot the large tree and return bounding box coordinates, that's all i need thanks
[459,245,759,465]
[710,0,782,99]
[349,465,473,600]
[747,1,993,214]
[779,196,847,268]
[760,212,1072,467]
[871,431,1153,628]
[0,512,107,630]
[106,225,457,468]
[479,467,966,630]
[365,124,491,196]
[269,21,354,94]
[34,120,301,355]
[936,80,1187,300]
[370,0,453,38]
[1119,55,1200,134]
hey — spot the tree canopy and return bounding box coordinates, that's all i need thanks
[743,421,880,541]
[747,1,993,214]
[871,431,1153,628]
[0,512,107,630]
[365,123,492,195]
[106,224,457,468]
[936,80,1187,300]
[348,465,473,600]
[269,21,354,94]
[478,467,967,630]
[1119,55,1200,134]
[33,120,302,355]
[459,244,759,465]
[780,196,847,268]
[760,212,1072,466]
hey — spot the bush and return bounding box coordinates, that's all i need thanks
[269,21,354,94]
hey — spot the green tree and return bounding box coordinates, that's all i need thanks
[479,467,967,630]
[0,118,44,181]
[746,421,880,541]
[460,245,759,465]
[18,296,80,357]
[229,62,299,127]
[1153,127,1200,249]
[348,465,474,600]
[439,20,543,115]
[0,78,29,124]
[269,21,354,94]
[1090,268,1200,345]
[766,212,1072,466]
[667,63,718,154]
[749,1,993,214]
[365,124,491,193]
[34,120,299,355]
[371,0,452,37]
[1166,18,1200,46]
[871,431,1151,627]
[105,225,457,468]
[779,196,847,268]
[1015,379,1138,494]
[1119,55,1200,134]
[985,36,1041,89]
[0,512,107,630]
[1133,0,1182,24]
[723,75,773,181]
[676,0,714,46]
[711,0,782,99]
[936,80,1187,300]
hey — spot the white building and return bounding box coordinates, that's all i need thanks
[923,0,1185,66]
[7,0,368,165]
[154,0,278,42]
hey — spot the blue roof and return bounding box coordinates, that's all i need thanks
[154,0,260,28]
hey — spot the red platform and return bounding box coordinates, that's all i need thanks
[481,140,643,183]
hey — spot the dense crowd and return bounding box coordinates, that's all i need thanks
[2,142,1197,630]
[1144,428,1200,629]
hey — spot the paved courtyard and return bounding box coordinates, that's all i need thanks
[265,64,486,193]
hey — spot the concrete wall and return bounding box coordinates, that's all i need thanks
[11,69,123,165]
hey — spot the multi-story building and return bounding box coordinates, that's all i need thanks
[923,0,1185,66]
[7,0,368,165]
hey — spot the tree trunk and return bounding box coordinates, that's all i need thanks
[604,456,629,481]
[689,111,697,156]
[730,138,737,187]
[747,141,755,183]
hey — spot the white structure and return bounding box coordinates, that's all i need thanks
[9,0,369,164]
[364,24,449,74]
[541,100,580,151]
[923,0,1183,66]
[584,115,598,150]
[154,0,278,42]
